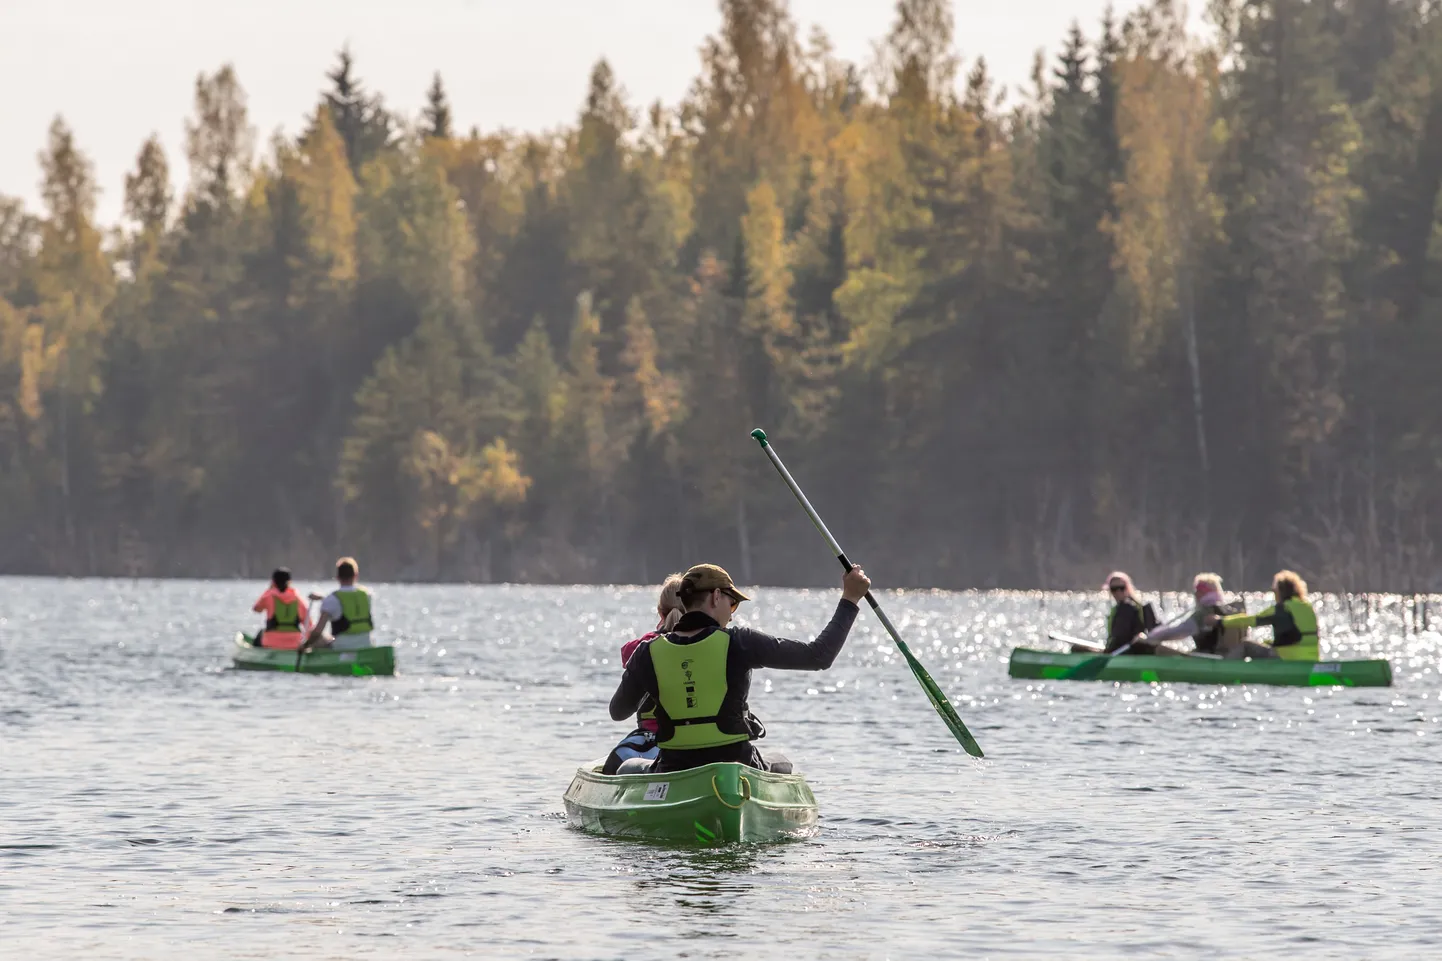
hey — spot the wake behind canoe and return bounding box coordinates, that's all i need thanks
[563,760,818,845]
[231,633,395,676]
[1008,647,1391,687]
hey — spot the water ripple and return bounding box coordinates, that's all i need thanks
[3,580,1438,959]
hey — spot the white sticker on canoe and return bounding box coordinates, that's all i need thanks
[643,782,669,802]
[1311,663,1341,673]
[339,653,356,662]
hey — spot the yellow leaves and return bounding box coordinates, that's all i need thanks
[476,438,532,507]
[740,180,796,343]
[14,322,66,424]
[18,324,48,423]
[835,267,916,371]
[289,110,357,293]
[621,298,684,439]
[404,430,532,532]
[1106,49,1217,362]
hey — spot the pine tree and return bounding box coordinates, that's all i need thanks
[423,72,453,139]
[318,47,396,173]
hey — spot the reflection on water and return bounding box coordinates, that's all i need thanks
[2,578,1440,959]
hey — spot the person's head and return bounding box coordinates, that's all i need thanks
[1103,571,1136,603]
[1193,572,1223,601]
[677,563,750,627]
[656,573,686,631]
[1272,569,1307,603]
[336,556,358,585]
[271,567,291,591]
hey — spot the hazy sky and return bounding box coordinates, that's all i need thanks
[2,0,1187,226]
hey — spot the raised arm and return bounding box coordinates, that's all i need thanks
[733,598,861,671]
[734,568,869,671]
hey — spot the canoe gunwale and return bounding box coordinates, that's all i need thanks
[230,633,395,676]
[1007,647,1392,687]
[563,760,819,845]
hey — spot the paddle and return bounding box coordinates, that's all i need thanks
[1049,631,1104,652]
[295,591,325,673]
[1059,641,1134,680]
[750,428,984,759]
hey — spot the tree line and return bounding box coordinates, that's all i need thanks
[3,0,1441,591]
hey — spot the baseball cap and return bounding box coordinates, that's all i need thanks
[681,563,751,603]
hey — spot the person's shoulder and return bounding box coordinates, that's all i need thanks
[625,638,656,666]
[725,624,768,646]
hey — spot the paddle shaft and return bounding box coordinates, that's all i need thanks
[750,433,908,629]
[1049,631,1103,652]
[295,591,321,671]
[751,429,983,758]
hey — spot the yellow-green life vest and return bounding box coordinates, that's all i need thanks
[1221,598,1319,661]
[1274,598,1319,661]
[650,630,751,750]
[267,598,301,633]
[333,588,374,635]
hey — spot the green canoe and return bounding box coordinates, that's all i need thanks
[231,633,395,676]
[563,760,819,845]
[1008,647,1392,687]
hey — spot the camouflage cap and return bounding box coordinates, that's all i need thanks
[681,563,751,603]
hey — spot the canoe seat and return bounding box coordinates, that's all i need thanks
[761,753,793,774]
[615,755,795,775]
[616,757,656,775]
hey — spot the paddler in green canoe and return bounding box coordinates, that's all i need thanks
[302,556,377,652]
[1140,573,1276,659]
[1207,569,1320,661]
[250,567,310,649]
[1098,571,1169,654]
[608,562,870,773]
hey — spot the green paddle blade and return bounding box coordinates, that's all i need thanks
[1059,654,1113,680]
[895,640,984,758]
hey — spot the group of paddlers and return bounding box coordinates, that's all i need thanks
[248,557,377,653]
[596,563,1325,777]
[1097,569,1320,661]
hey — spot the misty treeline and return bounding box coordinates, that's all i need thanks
[3,0,1442,590]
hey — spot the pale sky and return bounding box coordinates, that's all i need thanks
[1,0,1193,227]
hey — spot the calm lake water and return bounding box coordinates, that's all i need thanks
[2,578,1438,959]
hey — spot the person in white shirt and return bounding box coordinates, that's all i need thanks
[304,556,376,652]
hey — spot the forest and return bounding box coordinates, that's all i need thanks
[3,0,1442,591]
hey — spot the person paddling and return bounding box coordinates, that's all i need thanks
[1214,570,1319,661]
[1144,573,1276,659]
[303,557,376,652]
[1100,571,1164,654]
[251,568,309,649]
[608,562,869,774]
[600,574,685,775]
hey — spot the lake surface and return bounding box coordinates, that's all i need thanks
[2,578,1438,959]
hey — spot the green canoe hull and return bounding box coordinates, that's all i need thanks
[563,761,819,845]
[231,634,395,676]
[1008,647,1392,687]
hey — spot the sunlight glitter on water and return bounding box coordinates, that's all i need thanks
[2,579,1438,958]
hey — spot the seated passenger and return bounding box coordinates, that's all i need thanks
[601,574,684,775]
[1144,573,1276,659]
[1218,570,1319,661]
[1101,571,1174,655]
[304,557,376,652]
[252,567,309,649]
